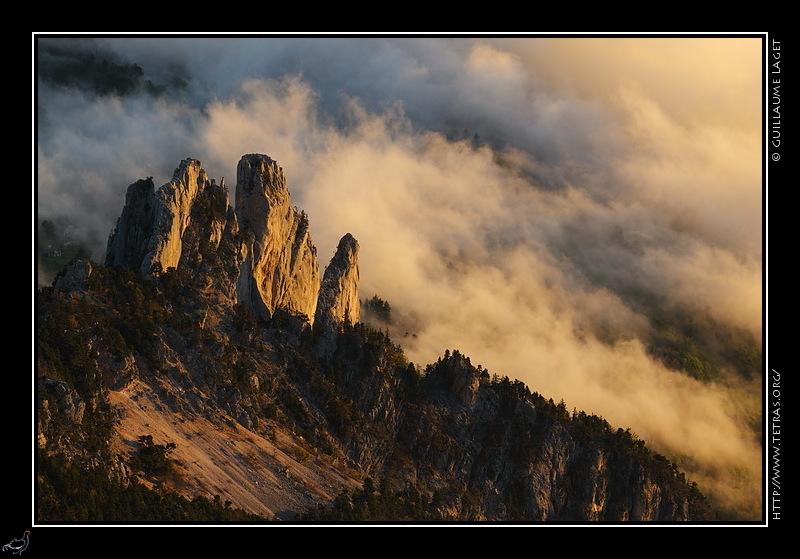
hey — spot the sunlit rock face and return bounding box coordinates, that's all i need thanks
[105,158,243,304]
[235,154,320,322]
[105,153,360,328]
[145,159,209,274]
[313,233,361,361]
[105,159,216,275]
[316,233,361,327]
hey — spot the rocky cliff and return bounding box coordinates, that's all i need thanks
[105,159,244,305]
[316,233,361,327]
[106,154,349,324]
[235,154,320,322]
[37,154,714,523]
[314,233,361,361]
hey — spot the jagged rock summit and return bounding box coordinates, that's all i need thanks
[105,154,358,328]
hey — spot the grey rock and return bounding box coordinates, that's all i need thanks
[54,259,94,291]
[40,378,86,425]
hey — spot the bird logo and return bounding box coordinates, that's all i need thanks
[2,531,29,555]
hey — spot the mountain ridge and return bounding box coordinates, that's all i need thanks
[36,154,715,522]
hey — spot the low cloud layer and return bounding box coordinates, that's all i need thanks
[35,35,764,519]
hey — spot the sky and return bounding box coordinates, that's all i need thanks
[34,34,765,520]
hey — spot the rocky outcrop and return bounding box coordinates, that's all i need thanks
[105,178,157,271]
[39,378,86,426]
[105,159,244,305]
[144,159,210,275]
[235,154,320,322]
[313,233,361,360]
[106,160,227,275]
[316,233,361,326]
[54,259,94,292]
[38,378,86,448]
[105,154,357,326]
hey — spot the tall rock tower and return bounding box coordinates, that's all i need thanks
[313,233,361,360]
[234,154,320,322]
[315,233,361,327]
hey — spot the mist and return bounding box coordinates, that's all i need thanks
[34,35,764,520]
